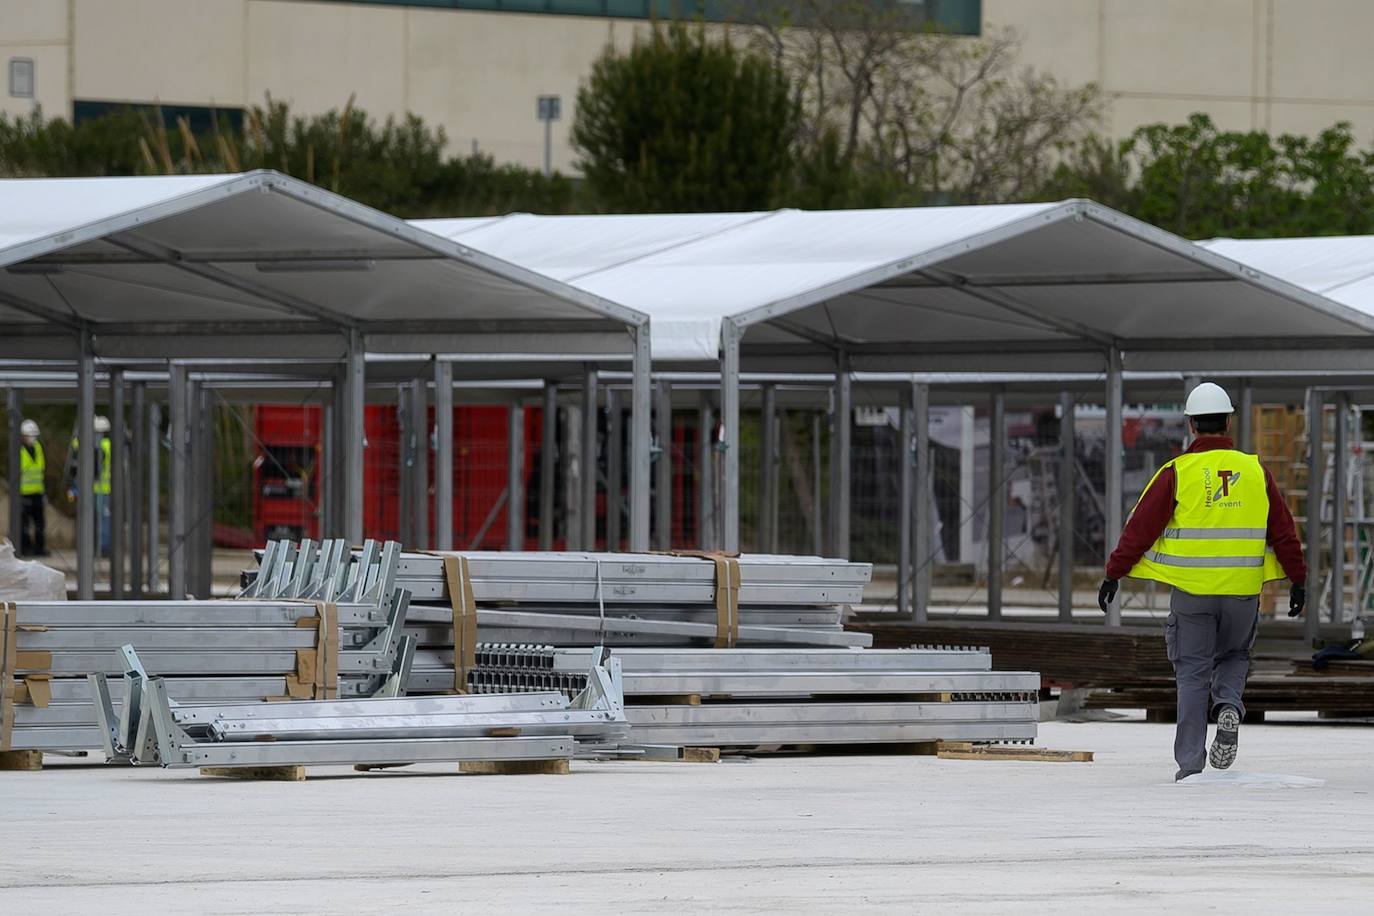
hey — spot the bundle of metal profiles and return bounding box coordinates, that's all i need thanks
[247,543,874,650]
[0,585,413,753]
[457,644,1040,748]
[88,646,628,770]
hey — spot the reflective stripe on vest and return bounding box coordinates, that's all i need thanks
[19,441,45,495]
[1127,449,1281,595]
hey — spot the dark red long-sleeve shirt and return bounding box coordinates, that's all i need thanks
[1105,435,1306,584]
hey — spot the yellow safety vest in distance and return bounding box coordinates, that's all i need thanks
[20,441,45,495]
[70,436,113,495]
[1127,449,1284,595]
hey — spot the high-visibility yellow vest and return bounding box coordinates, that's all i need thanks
[96,437,112,495]
[20,441,45,495]
[70,436,113,495]
[1127,449,1285,595]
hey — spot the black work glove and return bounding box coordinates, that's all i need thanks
[1098,578,1119,613]
[1289,582,1306,618]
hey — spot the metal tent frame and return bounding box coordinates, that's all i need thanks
[0,171,654,597]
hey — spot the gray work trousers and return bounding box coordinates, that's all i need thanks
[1165,588,1259,773]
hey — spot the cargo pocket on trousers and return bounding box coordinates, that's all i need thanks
[1164,615,1179,663]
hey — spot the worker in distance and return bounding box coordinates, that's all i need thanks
[1097,382,1306,781]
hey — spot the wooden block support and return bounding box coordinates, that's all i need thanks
[460,758,570,775]
[199,765,306,781]
[0,750,42,771]
[936,741,1093,763]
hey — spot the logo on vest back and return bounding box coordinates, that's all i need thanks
[1202,467,1242,508]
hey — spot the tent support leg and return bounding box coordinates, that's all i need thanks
[1306,388,1324,643]
[539,382,557,550]
[1105,347,1124,627]
[628,325,652,552]
[697,392,715,551]
[655,379,672,550]
[580,364,598,550]
[507,401,525,551]
[830,352,851,559]
[433,359,453,551]
[342,330,365,545]
[6,389,20,551]
[129,381,145,599]
[898,388,913,618]
[109,368,125,598]
[167,361,187,601]
[914,382,931,622]
[721,321,741,553]
[1058,390,1076,623]
[988,388,1005,621]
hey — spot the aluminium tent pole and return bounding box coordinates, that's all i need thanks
[987,389,1005,621]
[130,381,145,599]
[168,363,187,601]
[507,401,525,551]
[1333,393,1349,625]
[412,378,429,550]
[433,359,453,551]
[580,364,598,550]
[831,352,852,559]
[6,388,20,550]
[959,407,975,564]
[539,382,557,550]
[77,332,95,600]
[195,382,214,598]
[606,387,622,550]
[629,325,652,552]
[898,388,913,618]
[655,379,672,550]
[109,368,125,598]
[147,400,160,595]
[812,412,823,556]
[760,383,777,554]
[397,384,412,545]
[1237,381,1254,453]
[722,320,741,553]
[1058,390,1076,622]
[343,330,366,545]
[1305,388,1323,643]
[1105,347,1124,627]
[914,381,931,622]
[697,392,715,550]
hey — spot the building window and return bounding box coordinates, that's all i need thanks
[8,58,35,99]
[73,100,245,134]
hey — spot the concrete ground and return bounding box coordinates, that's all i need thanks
[1,717,1370,913]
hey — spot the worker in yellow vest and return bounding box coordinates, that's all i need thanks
[1098,383,1306,781]
[18,418,47,556]
[67,416,113,556]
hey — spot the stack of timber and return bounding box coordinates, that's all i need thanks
[90,646,627,772]
[459,644,1039,749]
[1,569,411,754]
[848,620,1172,686]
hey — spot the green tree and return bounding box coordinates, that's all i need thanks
[571,21,800,212]
[0,98,583,218]
[1041,113,1374,239]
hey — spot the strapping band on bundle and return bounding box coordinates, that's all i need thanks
[442,555,478,694]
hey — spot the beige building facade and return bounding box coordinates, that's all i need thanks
[4,0,1374,174]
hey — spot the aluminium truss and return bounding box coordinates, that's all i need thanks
[89,646,627,770]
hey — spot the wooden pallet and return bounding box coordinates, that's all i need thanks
[936,741,1092,763]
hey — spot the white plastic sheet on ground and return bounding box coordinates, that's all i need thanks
[0,537,66,599]
[1176,770,1325,789]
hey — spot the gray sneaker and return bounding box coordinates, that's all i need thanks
[1209,705,1240,769]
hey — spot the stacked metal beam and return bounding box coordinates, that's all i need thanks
[90,646,628,770]
[1,569,412,753]
[460,644,1039,748]
[249,544,873,651]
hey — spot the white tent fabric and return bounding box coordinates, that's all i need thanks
[1202,236,1374,317]
[418,202,1374,366]
[0,171,647,359]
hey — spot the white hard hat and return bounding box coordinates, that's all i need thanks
[1184,382,1234,416]
[20,419,39,437]
[93,415,111,433]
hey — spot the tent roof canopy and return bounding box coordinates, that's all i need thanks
[417,201,1374,372]
[0,170,646,360]
[1202,235,1374,316]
